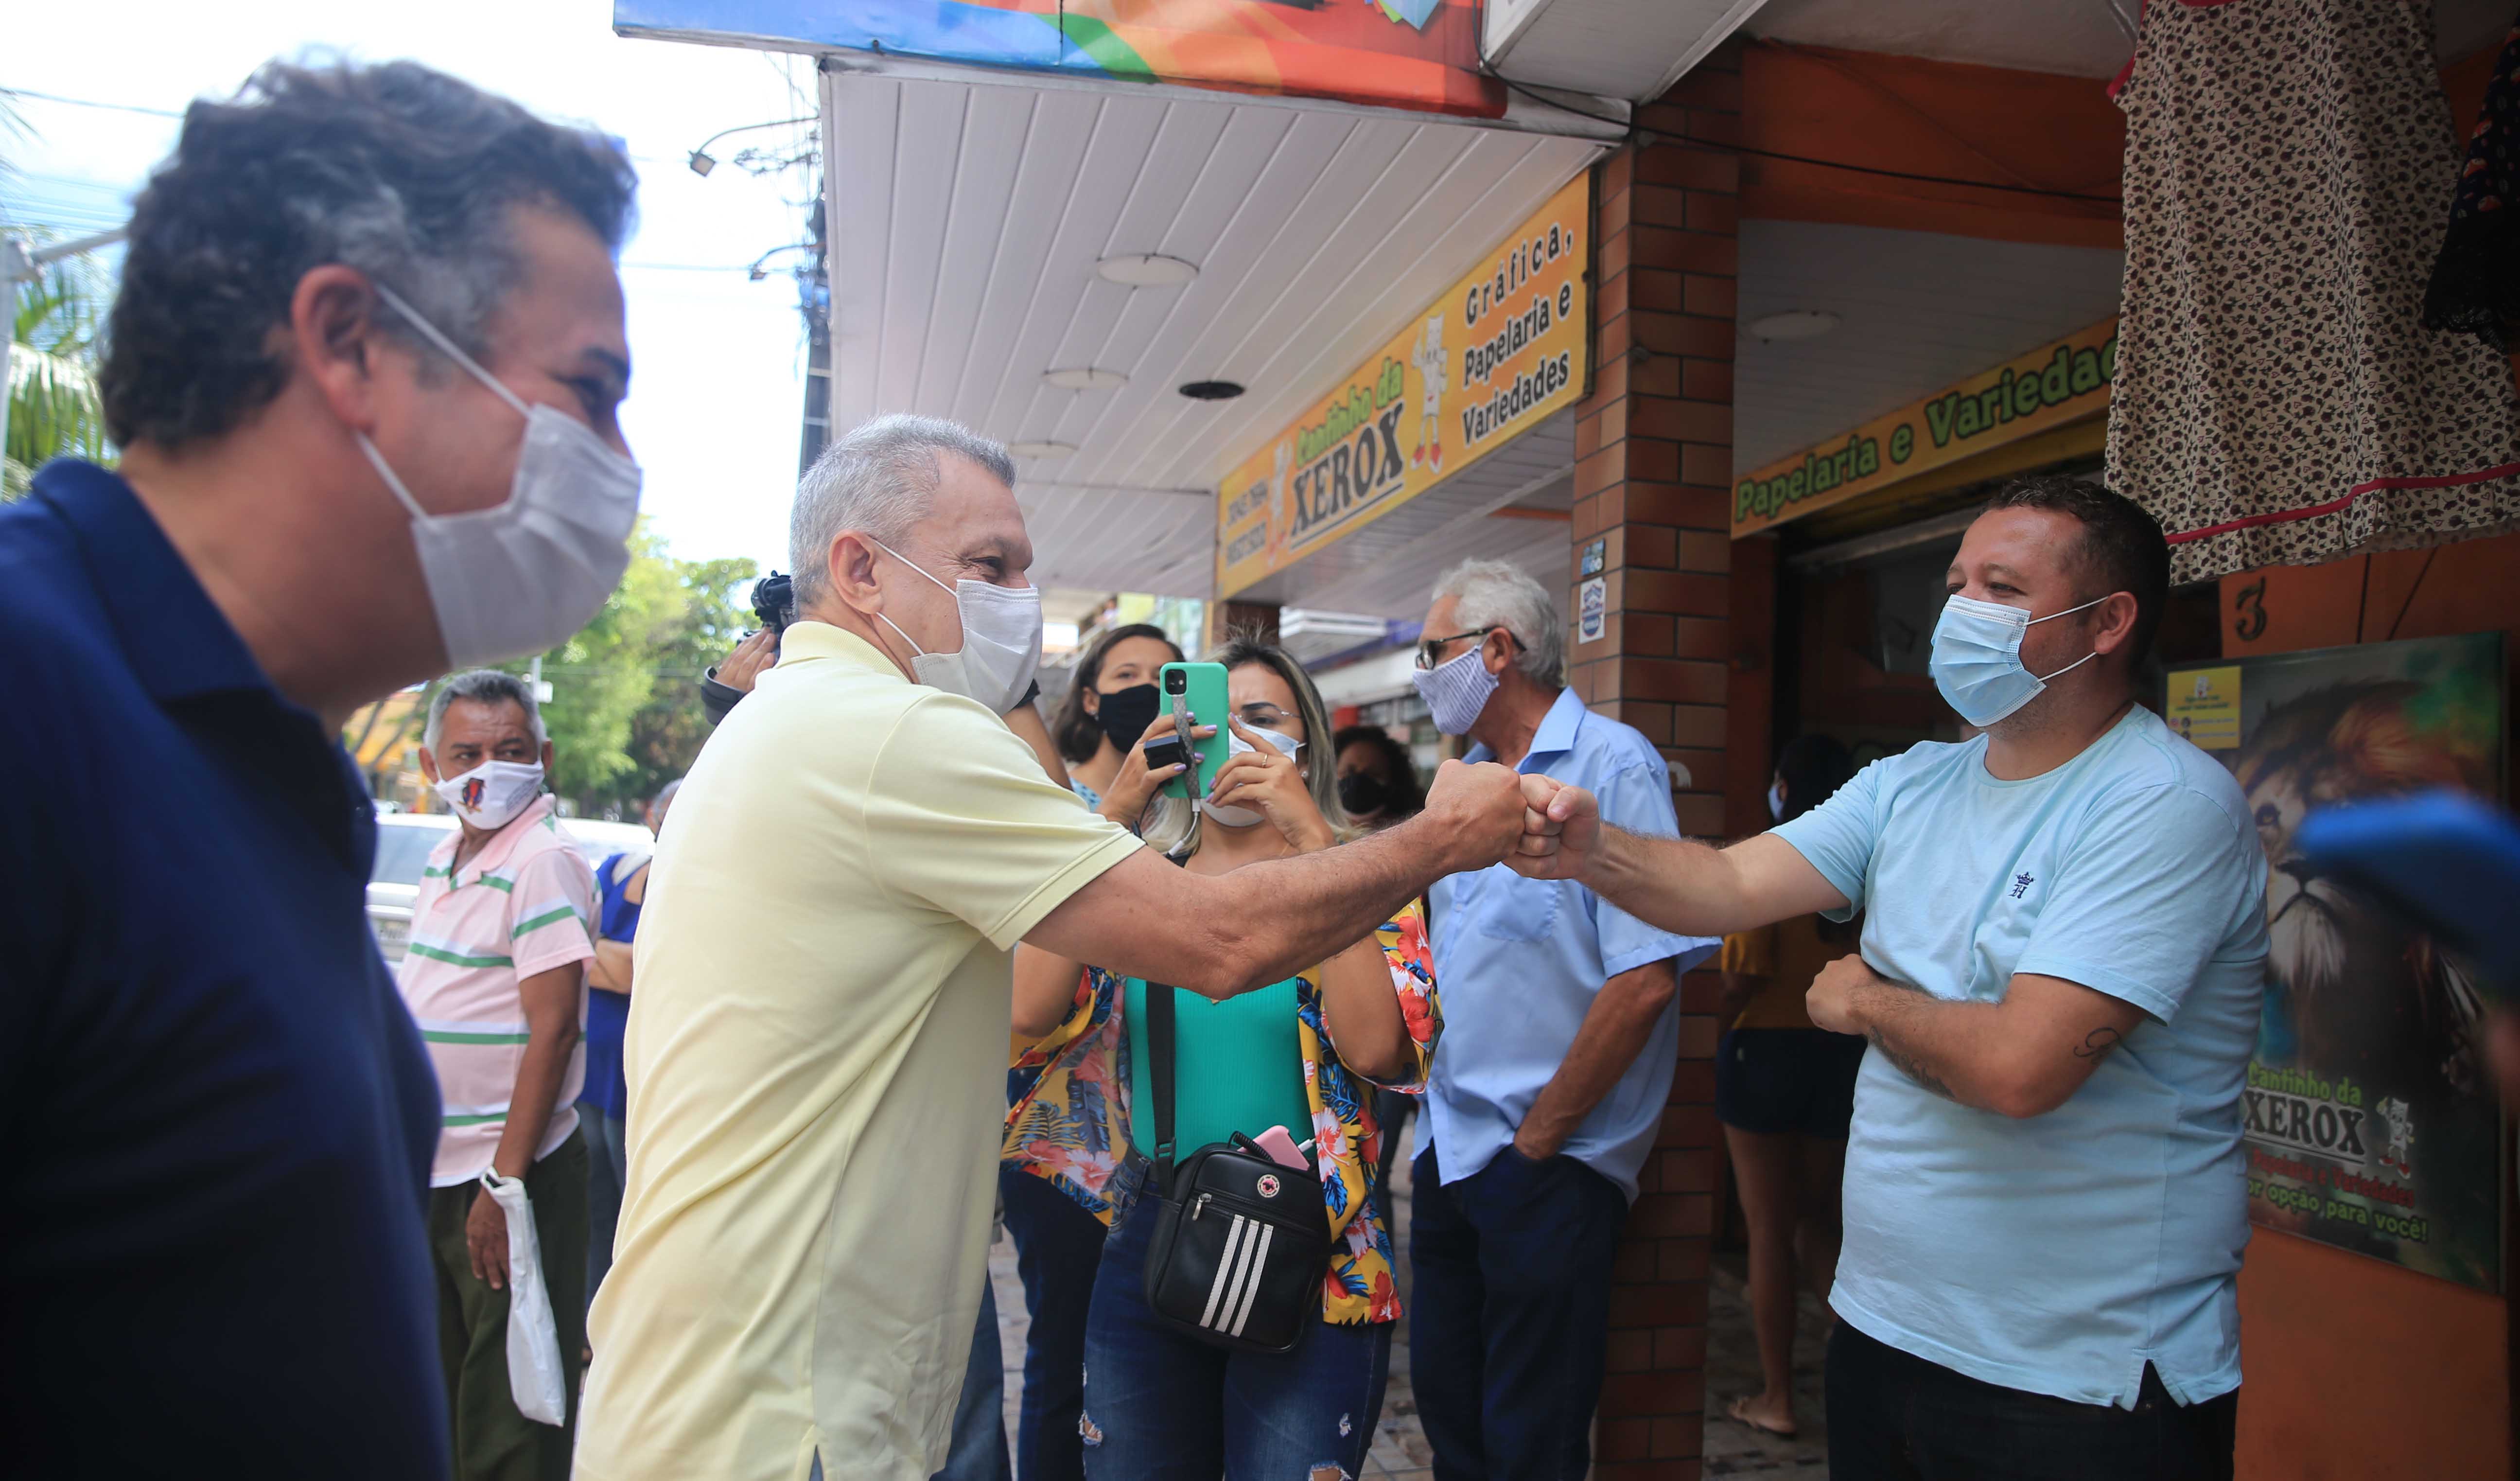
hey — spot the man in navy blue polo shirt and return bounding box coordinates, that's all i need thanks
[0,59,639,1474]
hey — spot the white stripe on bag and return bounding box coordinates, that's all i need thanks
[1228,1223,1276,1337]
[1201,1217,1249,1330]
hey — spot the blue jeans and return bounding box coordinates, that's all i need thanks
[930,1278,1013,1481]
[580,1104,628,1310]
[1407,1144,1628,1481]
[1000,1165,1103,1481]
[1080,1187,1390,1481]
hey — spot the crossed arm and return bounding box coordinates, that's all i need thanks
[1511,776,2145,1120]
[1804,956,2147,1118]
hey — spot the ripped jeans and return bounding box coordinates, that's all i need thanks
[1080,1182,1389,1481]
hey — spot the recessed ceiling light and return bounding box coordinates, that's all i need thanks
[1178,380,1244,401]
[1746,310,1841,342]
[1008,440,1076,459]
[1097,253,1199,286]
[1044,367,1128,391]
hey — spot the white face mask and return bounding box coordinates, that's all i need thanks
[1412,644,1501,736]
[867,538,1044,714]
[431,759,546,831]
[356,283,643,670]
[1203,724,1305,829]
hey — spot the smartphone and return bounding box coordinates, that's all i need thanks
[1159,661,1230,802]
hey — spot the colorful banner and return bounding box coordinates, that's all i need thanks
[1732,317,2119,538]
[615,0,1505,117]
[2169,633,2507,1290]
[1218,171,1592,597]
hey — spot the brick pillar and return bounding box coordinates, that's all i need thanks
[1565,46,1741,1481]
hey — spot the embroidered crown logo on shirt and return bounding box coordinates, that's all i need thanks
[2010,872,2034,899]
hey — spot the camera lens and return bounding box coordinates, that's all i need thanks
[1165,671,1185,693]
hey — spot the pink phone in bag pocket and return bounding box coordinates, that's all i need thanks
[1252,1125,1311,1173]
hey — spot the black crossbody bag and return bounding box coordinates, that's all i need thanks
[1136,980,1332,1355]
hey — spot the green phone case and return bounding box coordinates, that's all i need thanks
[1159,661,1230,802]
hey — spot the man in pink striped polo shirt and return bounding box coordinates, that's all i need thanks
[400,669,597,1479]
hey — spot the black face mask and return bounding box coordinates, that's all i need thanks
[1092,683,1163,750]
[1338,772,1388,817]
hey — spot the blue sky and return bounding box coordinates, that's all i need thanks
[4,0,813,573]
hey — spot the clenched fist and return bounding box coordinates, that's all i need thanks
[1507,773,1599,882]
[1420,758,1530,873]
[1803,953,1879,1036]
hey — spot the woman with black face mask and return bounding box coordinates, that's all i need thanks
[1051,624,1186,812]
[1331,724,1425,832]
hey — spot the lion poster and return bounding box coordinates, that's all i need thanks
[2170,633,2506,1289]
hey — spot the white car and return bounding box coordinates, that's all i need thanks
[368,811,655,963]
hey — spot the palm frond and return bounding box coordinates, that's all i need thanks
[9,339,107,465]
[5,243,115,496]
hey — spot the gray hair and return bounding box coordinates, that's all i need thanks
[424,670,547,750]
[789,414,1018,608]
[1434,558,1563,688]
[101,58,636,447]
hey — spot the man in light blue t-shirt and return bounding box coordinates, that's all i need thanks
[1511,477,2268,1481]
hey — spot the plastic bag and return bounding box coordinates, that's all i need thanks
[480,1169,568,1426]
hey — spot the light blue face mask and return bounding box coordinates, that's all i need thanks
[1928,593,2112,727]
[1412,644,1501,736]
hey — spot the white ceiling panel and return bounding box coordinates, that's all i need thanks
[822,68,1602,599]
[1732,219,2124,472]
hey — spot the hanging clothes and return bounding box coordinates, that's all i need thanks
[2108,0,2520,584]
[2422,15,2520,349]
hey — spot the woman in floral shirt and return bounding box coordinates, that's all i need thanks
[1004,637,1439,1481]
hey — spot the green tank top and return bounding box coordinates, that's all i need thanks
[1124,975,1312,1158]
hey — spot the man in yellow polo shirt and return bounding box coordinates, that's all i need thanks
[577,415,1528,1481]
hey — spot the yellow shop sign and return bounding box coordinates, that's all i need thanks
[1217,171,1594,597]
[1732,317,2118,538]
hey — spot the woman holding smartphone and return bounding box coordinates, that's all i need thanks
[1050,623,1186,811]
[1004,636,1437,1481]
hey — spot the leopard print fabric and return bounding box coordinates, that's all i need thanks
[2108,0,2520,585]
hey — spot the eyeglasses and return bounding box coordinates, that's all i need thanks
[1415,627,1511,670]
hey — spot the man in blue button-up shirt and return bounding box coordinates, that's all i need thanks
[0,59,639,1476]
[1407,559,1719,1481]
